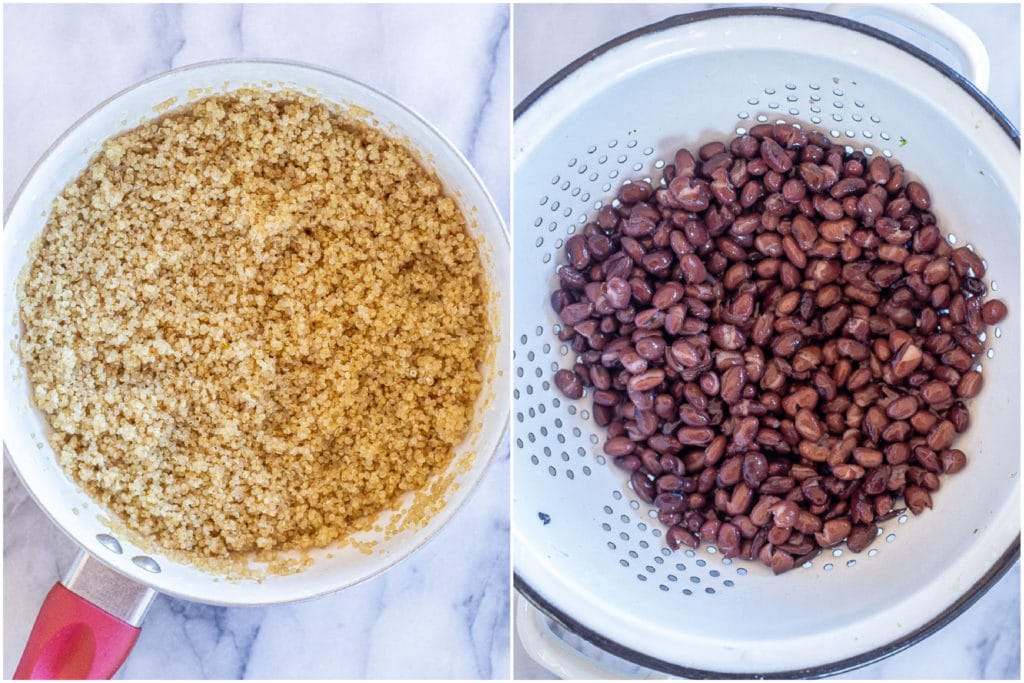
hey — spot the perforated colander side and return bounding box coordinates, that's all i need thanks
[516,77,1008,598]
[512,6,1019,677]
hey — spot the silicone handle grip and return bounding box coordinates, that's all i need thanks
[14,583,140,679]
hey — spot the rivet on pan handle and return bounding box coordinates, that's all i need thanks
[825,3,991,93]
[14,551,156,679]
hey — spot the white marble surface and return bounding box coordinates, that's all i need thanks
[4,4,510,679]
[513,3,1020,680]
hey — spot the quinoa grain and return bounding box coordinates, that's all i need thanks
[19,89,490,559]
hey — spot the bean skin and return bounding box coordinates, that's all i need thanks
[553,369,584,399]
[982,300,1008,324]
[549,128,1001,570]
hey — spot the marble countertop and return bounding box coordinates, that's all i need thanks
[3,4,510,679]
[513,3,1020,680]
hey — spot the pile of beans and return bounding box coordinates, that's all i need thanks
[550,122,1008,574]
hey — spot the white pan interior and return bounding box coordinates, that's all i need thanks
[3,60,510,606]
[513,11,1019,674]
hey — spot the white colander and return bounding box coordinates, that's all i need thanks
[513,7,1019,677]
[3,59,509,676]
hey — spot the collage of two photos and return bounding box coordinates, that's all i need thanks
[3,2,1021,680]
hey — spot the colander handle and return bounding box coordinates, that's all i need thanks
[824,3,991,93]
[516,594,669,679]
[14,552,155,679]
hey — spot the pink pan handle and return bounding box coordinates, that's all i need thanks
[14,583,141,679]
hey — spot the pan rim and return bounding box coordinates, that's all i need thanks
[4,57,510,606]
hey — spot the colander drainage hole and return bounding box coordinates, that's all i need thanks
[705,587,715,595]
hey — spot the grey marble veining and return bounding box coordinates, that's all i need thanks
[3,3,510,679]
[512,3,1020,680]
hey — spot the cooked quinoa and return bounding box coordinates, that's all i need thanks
[19,89,489,558]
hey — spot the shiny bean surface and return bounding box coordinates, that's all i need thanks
[549,123,1005,573]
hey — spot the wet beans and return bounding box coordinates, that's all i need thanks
[549,123,1007,574]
